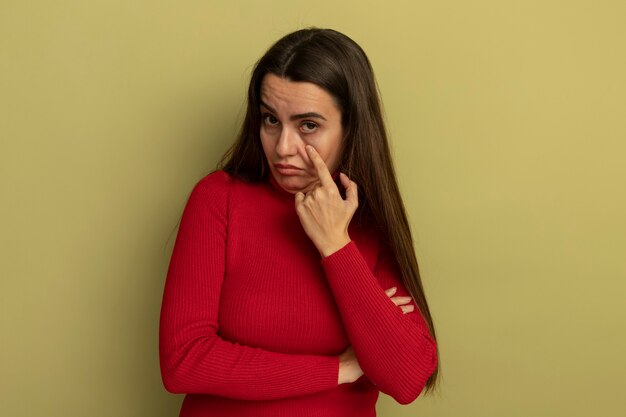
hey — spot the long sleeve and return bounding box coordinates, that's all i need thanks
[319,238,437,405]
[159,171,339,401]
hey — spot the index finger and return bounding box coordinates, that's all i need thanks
[306,145,335,188]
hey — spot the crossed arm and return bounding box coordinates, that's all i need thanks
[158,172,437,404]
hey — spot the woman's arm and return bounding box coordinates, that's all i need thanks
[159,171,339,400]
[292,146,436,403]
[319,238,438,405]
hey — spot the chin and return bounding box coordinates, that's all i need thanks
[276,175,313,194]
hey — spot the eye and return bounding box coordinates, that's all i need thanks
[300,121,318,133]
[262,113,279,127]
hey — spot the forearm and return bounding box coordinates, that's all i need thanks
[320,241,437,404]
[160,330,340,400]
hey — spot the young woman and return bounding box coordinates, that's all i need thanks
[159,27,440,417]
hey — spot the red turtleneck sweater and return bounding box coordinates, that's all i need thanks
[159,170,437,417]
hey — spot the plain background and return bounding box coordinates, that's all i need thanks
[1,1,625,416]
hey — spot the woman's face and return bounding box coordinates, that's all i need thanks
[259,73,345,195]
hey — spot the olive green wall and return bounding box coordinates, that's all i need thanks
[1,1,624,416]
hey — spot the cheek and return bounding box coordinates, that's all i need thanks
[318,134,343,158]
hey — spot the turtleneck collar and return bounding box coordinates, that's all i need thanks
[267,170,341,201]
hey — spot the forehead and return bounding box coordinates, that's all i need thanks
[260,73,339,114]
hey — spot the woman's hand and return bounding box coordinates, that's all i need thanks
[338,345,363,384]
[385,286,415,314]
[295,145,359,258]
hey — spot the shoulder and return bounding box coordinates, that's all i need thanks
[190,170,234,198]
[182,170,235,216]
[196,169,233,188]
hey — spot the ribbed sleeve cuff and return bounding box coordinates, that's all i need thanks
[265,353,339,395]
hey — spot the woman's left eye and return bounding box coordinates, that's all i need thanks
[301,122,318,133]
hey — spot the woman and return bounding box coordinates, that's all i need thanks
[159,27,440,417]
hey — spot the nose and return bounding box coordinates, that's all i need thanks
[275,125,299,157]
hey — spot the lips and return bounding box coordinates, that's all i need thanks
[274,163,302,170]
[274,163,303,176]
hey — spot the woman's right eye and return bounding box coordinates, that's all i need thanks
[262,114,279,126]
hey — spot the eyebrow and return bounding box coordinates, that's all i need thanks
[260,101,327,121]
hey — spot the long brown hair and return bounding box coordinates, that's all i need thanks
[217,27,440,394]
